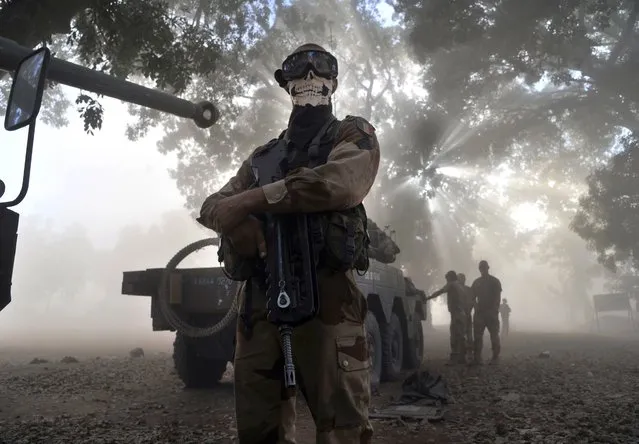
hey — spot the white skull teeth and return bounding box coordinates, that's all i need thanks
[287,76,334,107]
[291,85,324,96]
[292,86,320,94]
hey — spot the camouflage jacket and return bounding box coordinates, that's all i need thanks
[200,115,381,231]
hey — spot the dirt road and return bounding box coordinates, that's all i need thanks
[1,329,638,444]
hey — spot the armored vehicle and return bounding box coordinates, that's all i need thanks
[122,225,428,388]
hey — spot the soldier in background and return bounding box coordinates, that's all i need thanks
[471,260,502,365]
[499,299,512,336]
[457,273,474,359]
[428,271,467,365]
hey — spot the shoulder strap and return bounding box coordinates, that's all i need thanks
[251,136,283,159]
[308,116,339,168]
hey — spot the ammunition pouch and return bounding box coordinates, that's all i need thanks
[320,205,370,273]
[217,236,258,282]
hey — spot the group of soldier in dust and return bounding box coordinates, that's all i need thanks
[194,42,516,443]
[428,260,512,365]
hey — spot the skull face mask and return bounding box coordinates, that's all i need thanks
[275,44,339,108]
[286,71,334,107]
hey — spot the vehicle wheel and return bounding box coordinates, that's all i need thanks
[381,312,404,382]
[173,333,228,388]
[404,318,424,370]
[364,311,382,386]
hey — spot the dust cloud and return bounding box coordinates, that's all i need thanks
[0,95,223,358]
[0,206,217,359]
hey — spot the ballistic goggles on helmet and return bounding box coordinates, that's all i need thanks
[281,50,338,81]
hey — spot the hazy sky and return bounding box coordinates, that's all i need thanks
[1,86,186,248]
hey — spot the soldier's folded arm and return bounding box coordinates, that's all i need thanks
[198,159,254,233]
[243,120,381,214]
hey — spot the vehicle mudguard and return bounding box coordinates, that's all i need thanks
[189,314,238,362]
[0,208,19,312]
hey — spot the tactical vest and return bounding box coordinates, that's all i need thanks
[219,116,371,281]
[273,115,370,273]
[280,116,340,171]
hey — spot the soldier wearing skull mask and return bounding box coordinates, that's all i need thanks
[199,44,380,443]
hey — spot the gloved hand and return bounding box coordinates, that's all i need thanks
[205,193,250,233]
[227,216,267,259]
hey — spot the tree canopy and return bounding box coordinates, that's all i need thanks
[394,0,639,272]
[571,138,639,270]
[1,0,271,130]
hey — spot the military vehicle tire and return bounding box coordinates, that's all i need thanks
[365,311,382,385]
[381,312,404,381]
[404,318,424,370]
[173,333,227,388]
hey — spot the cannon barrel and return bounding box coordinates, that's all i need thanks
[0,37,219,128]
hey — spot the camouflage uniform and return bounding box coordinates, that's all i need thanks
[430,272,467,363]
[471,265,502,363]
[201,116,380,443]
[499,300,511,335]
[448,301,466,363]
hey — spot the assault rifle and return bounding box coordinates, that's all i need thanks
[250,138,323,389]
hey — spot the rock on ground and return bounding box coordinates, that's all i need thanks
[0,330,638,443]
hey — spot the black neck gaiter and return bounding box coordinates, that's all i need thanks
[286,104,333,149]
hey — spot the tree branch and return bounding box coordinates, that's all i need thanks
[364,58,374,119]
[608,0,639,64]
[372,70,393,104]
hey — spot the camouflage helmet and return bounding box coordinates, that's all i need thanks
[290,43,329,56]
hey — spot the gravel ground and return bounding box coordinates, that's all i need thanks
[0,328,638,444]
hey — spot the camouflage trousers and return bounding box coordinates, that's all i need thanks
[502,315,510,335]
[473,311,500,359]
[464,311,473,353]
[234,269,373,444]
[448,310,467,360]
